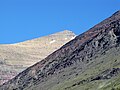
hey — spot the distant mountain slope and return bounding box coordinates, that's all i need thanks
[1,10,120,90]
[0,30,76,85]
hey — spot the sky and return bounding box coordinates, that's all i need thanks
[0,0,120,44]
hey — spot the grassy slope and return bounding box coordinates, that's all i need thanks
[48,47,120,90]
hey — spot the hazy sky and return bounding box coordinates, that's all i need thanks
[0,0,120,44]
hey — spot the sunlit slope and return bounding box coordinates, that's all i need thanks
[0,30,76,85]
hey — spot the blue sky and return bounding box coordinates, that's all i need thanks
[0,0,120,44]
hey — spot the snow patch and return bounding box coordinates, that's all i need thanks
[50,40,56,44]
[71,36,76,40]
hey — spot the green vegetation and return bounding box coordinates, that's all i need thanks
[49,47,120,90]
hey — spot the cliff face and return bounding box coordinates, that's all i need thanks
[1,11,120,90]
[0,30,76,85]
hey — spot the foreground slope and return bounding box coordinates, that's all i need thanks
[0,30,75,85]
[1,11,120,90]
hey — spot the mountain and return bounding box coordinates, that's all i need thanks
[0,30,76,85]
[1,10,120,90]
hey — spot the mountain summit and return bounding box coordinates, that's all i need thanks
[0,30,76,85]
[1,10,120,90]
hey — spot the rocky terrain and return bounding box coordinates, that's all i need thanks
[1,10,120,90]
[0,30,76,85]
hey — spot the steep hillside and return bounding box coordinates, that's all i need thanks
[0,30,76,85]
[1,10,120,90]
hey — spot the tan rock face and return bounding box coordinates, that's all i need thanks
[0,30,76,85]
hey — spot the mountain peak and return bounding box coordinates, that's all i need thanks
[62,30,74,33]
[51,30,76,36]
[0,30,76,85]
